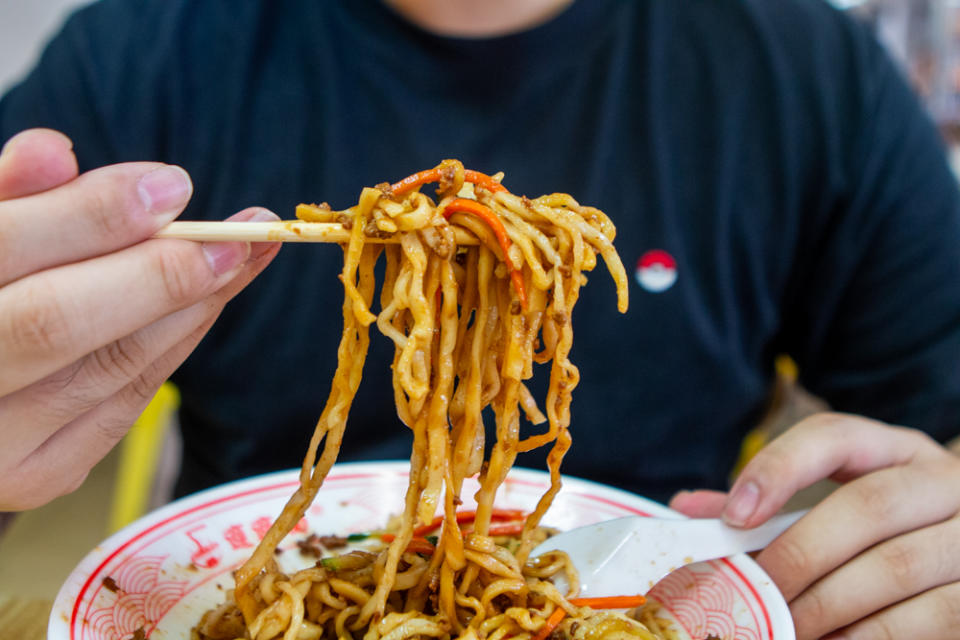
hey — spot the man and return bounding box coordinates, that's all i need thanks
[1,0,959,637]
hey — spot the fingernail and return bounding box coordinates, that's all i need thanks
[0,136,16,159]
[246,209,281,259]
[137,166,193,215]
[247,209,279,223]
[724,481,759,527]
[1,129,72,159]
[202,242,250,276]
[47,129,74,150]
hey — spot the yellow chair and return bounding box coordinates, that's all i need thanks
[107,382,180,532]
[732,355,800,477]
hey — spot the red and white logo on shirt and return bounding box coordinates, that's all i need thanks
[635,249,677,293]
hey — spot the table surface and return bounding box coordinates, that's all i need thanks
[0,595,52,640]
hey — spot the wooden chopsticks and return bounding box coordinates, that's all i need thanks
[154,221,480,244]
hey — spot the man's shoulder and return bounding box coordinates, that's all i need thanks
[668,0,872,66]
[61,0,278,49]
[672,0,854,34]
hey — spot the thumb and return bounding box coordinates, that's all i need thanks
[0,129,79,200]
[668,489,728,518]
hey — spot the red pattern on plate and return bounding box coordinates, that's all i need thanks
[649,564,762,640]
[53,465,790,640]
[86,555,186,640]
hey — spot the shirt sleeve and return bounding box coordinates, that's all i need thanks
[782,11,960,442]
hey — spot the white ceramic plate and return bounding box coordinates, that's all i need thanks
[49,462,794,640]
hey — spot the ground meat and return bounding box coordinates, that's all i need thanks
[299,533,349,557]
[317,535,349,549]
[437,164,458,196]
[296,534,325,557]
[102,576,120,593]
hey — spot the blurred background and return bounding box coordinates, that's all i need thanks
[0,0,86,94]
[843,0,960,164]
[0,0,958,633]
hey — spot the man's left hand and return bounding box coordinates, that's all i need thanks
[670,413,960,640]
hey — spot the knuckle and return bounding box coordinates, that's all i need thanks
[32,360,98,423]
[90,334,148,383]
[933,583,960,629]
[2,467,89,511]
[849,470,901,521]
[8,280,73,354]
[877,538,922,592]
[849,618,897,640]
[750,444,797,484]
[37,359,84,396]
[154,246,207,306]
[92,414,134,445]
[127,373,160,406]
[767,535,813,580]
[78,173,139,238]
[795,411,846,432]
[82,188,117,233]
[791,588,828,637]
[800,411,845,429]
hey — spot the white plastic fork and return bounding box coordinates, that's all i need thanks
[531,510,806,596]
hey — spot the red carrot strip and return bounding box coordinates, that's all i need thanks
[485,522,525,537]
[413,509,528,537]
[390,168,437,197]
[442,198,527,310]
[389,168,524,310]
[390,168,507,197]
[531,606,568,640]
[489,509,528,521]
[568,595,647,609]
[377,533,436,555]
[464,170,508,194]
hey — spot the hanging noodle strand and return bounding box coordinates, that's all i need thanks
[194,161,681,640]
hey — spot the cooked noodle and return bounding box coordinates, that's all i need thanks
[194,161,682,640]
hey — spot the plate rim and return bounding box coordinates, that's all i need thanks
[48,461,794,640]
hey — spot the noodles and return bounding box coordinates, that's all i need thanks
[194,160,685,640]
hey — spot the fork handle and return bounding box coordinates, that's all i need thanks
[687,509,808,561]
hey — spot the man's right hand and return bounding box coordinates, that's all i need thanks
[0,128,281,510]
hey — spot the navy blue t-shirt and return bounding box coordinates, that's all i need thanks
[3,0,959,503]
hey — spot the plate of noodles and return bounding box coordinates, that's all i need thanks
[49,462,793,640]
[53,162,793,640]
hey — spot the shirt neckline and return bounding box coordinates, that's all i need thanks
[332,0,618,75]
